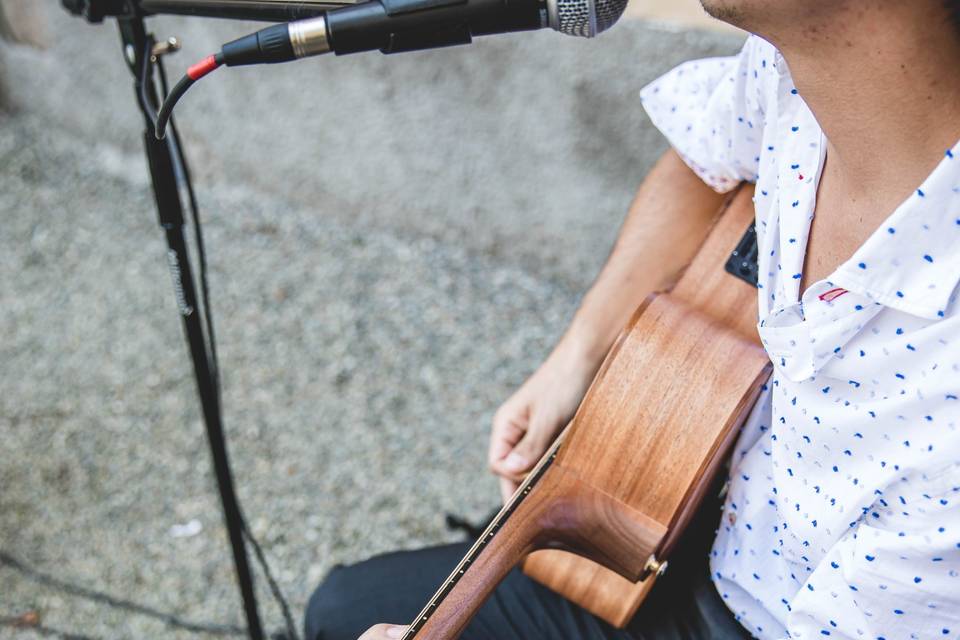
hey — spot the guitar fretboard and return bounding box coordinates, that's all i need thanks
[402,442,561,639]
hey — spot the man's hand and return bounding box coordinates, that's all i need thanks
[488,342,596,503]
[358,624,408,639]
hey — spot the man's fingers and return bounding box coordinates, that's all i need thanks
[490,412,560,482]
[487,406,528,468]
[503,414,558,469]
[487,421,525,467]
[489,450,530,480]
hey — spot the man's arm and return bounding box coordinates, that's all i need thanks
[488,148,729,500]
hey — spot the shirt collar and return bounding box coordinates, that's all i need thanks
[831,138,960,320]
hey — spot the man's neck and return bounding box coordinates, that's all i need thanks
[765,3,960,207]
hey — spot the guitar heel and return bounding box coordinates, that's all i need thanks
[531,466,666,582]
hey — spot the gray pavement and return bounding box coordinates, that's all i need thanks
[0,8,741,639]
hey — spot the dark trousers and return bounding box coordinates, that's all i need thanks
[304,499,751,640]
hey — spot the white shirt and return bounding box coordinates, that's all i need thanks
[640,35,960,640]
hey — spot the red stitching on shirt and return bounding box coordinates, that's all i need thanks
[818,287,849,302]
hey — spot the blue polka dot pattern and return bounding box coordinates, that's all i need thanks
[641,35,960,640]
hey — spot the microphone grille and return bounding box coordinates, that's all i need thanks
[550,0,628,37]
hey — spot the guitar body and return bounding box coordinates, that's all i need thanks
[404,185,769,639]
[521,184,763,625]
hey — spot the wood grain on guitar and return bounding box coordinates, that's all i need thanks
[404,185,770,639]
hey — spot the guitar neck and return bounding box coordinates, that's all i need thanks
[403,436,564,639]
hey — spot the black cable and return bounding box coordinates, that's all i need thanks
[159,58,222,399]
[157,54,299,640]
[155,73,194,140]
[242,525,300,640]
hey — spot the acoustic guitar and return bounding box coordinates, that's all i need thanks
[402,184,769,639]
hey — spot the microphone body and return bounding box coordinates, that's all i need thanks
[326,0,544,55]
[219,0,625,64]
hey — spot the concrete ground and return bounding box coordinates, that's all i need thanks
[0,4,741,639]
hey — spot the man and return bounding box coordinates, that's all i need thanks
[306,1,960,638]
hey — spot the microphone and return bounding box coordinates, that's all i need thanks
[153,0,626,138]
[219,0,628,64]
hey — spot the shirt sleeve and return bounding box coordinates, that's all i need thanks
[784,468,960,639]
[639,35,771,193]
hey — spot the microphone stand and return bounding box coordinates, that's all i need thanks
[62,0,561,633]
[62,2,295,636]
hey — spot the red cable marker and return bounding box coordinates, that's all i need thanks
[187,55,221,80]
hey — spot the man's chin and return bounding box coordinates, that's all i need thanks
[699,0,747,26]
